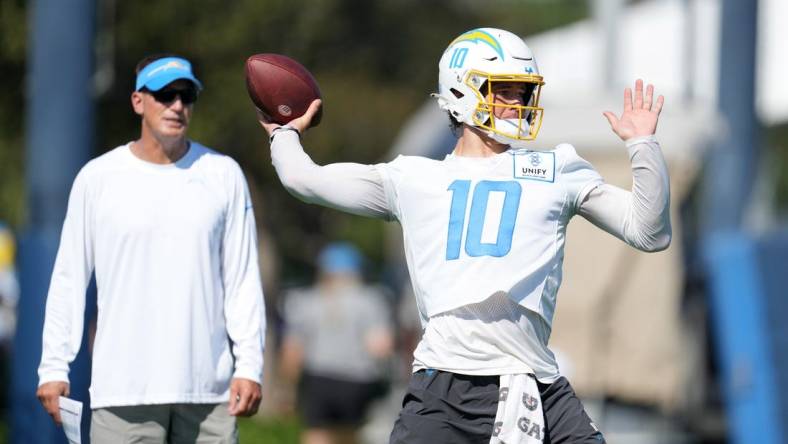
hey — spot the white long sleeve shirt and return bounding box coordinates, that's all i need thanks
[270,132,670,381]
[38,142,266,408]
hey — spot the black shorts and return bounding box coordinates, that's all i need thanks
[389,370,605,444]
[297,372,383,428]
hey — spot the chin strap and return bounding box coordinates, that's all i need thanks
[488,118,532,149]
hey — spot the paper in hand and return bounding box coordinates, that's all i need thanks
[58,396,82,444]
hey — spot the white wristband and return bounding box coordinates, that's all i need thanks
[269,125,301,143]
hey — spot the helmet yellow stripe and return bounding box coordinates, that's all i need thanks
[449,29,504,60]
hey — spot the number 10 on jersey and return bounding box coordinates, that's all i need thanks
[446,180,522,260]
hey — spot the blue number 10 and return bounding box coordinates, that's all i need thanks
[446,180,522,260]
[449,48,469,68]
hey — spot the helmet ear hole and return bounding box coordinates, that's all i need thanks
[450,88,464,99]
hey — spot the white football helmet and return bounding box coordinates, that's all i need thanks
[434,28,545,146]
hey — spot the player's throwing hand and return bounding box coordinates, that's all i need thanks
[603,79,664,141]
[257,99,322,137]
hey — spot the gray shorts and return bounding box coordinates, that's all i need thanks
[389,370,605,444]
[91,403,238,444]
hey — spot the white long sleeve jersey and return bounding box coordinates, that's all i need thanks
[38,142,266,408]
[271,132,670,381]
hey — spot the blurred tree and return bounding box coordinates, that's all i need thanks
[0,0,27,228]
[766,123,788,217]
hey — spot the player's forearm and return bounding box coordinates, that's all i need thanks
[627,136,671,250]
[270,131,392,219]
[580,136,671,251]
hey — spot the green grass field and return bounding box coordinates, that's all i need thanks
[238,415,301,443]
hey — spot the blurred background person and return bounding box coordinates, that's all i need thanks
[0,223,19,345]
[279,242,393,444]
[0,222,19,416]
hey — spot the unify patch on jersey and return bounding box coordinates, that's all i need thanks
[512,151,555,182]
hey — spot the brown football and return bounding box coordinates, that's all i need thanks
[244,53,322,126]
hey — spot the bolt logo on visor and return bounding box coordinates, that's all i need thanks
[135,57,203,92]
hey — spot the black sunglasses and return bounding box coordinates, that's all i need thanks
[144,87,198,105]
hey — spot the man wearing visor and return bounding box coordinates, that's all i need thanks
[259,27,671,443]
[37,55,266,443]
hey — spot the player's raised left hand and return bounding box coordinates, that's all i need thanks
[603,79,664,141]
